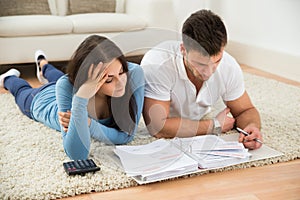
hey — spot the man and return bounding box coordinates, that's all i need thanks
[141,9,262,150]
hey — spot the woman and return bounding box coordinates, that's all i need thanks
[0,35,145,160]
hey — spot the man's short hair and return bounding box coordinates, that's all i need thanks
[182,9,227,56]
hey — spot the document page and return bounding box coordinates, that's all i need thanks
[171,135,251,169]
[114,134,283,184]
[114,139,198,178]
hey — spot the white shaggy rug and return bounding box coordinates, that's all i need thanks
[0,72,300,200]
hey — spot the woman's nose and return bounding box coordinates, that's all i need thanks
[116,74,127,85]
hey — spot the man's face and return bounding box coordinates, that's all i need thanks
[181,44,224,81]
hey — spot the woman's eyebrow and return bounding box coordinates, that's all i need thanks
[106,67,123,77]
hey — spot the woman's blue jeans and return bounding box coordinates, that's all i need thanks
[4,64,64,119]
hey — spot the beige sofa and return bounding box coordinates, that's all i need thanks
[0,0,179,65]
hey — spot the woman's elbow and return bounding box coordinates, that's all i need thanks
[65,147,89,160]
[63,139,89,160]
[113,132,135,145]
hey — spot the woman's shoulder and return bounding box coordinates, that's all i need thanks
[127,61,140,68]
[126,62,144,88]
[57,74,69,84]
[127,62,144,75]
[56,74,73,89]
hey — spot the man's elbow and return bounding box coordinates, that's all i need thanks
[143,112,175,138]
[146,126,176,139]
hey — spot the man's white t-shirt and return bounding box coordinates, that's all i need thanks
[141,41,245,120]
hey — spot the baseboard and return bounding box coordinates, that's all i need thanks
[226,41,300,83]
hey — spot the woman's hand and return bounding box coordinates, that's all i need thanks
[59,111,91,132]
[59,111,71,132]
[76,62,109,99]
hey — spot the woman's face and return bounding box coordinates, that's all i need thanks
[98,59,127,97]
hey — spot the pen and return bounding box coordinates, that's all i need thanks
[236,127,263,144]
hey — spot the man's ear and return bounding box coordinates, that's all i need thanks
[180,43,187,56]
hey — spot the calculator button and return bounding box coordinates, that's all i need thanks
[78,160,85,168]
[73,161,81,169]
[88,159,96,167]
[83,159,90,167]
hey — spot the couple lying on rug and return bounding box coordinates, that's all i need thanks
[0,10,263,160]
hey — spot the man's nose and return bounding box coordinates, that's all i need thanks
[203,65,213,76]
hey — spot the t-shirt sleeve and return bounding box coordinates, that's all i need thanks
[56,76,90,160]
[141,51,174,101]
[55,75,73,113]
[222,56,245,101]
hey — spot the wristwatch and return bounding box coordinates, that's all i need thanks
[212,118,221,135]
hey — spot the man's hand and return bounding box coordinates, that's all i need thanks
[216,108,235,133]
[238,125,263,150]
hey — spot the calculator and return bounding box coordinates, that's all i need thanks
[63,159,100,175]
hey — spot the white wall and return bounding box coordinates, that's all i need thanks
[207,0,300,82]
[172,0,207,31]
[173,0,300,82]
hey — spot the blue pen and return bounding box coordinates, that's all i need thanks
[236,127,263,144]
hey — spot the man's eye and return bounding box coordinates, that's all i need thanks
[105,78,113,83]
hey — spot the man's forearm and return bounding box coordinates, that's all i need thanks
[149,117,213,138]
[235,107,261,129]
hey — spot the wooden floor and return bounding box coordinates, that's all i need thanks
[1,63,300,199]
[67,159,300,200]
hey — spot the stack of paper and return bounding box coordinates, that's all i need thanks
[171,135,251,169]
[114,139,199,182]
[114,135,251,183]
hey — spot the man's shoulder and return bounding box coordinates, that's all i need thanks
[221,51,238,65]
[142,41,180,62]
[218,51,240,72]
[155,40,181,48]
[153,40,181,56]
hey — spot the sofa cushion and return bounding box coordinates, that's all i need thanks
[48,0,58,15]
[115,0,125,13]
[69,0,116,14]
[67,13,147,33]
[56,0,125,16]
[0,16,73,37]
[0,0,51,16]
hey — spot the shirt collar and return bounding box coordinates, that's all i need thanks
[176,48,189,80]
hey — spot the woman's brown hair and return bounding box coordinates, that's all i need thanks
[67,35,128,86]
[66,35,137,135]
